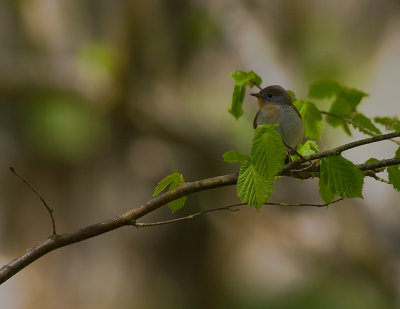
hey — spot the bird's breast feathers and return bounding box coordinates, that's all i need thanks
[261,103,281,122]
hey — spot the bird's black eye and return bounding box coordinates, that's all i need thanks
[267,93,273,98]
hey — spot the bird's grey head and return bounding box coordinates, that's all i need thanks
[250,85,292,105]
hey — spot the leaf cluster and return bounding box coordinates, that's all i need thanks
[228,71,262,119]
[222,74,400,210]
[152,72,400,214]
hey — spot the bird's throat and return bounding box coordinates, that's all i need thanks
[257,97,264,109]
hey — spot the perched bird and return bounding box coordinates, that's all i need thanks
[251,85,304,149]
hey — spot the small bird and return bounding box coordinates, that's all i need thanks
[251,85,304,149]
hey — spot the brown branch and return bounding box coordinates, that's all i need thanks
[282,131,400,172]
[1,131,399,284]
[0,174,237,284]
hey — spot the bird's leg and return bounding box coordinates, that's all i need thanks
[282,141,305,161]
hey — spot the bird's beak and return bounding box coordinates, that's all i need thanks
[250,93,261,97]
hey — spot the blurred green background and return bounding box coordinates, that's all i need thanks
[1,1,400,308]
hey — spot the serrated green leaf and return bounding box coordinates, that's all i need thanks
[291,140,319,161]
[247,71,262,88]
[237,160,273,210]
[231,70,262,88]
[374,116,400,131]
[297,140,319,157]
[320,156,365,199]
[223,150,250,164]
[251,125,287,178]
[388,147,400,192]
[229,70,262,120]
[329,97,353,119]
[309,80,341,99]
[352,113,381,135]
[229,85,245,119]
[153,172,182,196]
[236,125,286,210]
[167,178,187,212]
[319,175,335,204]
[297,101,323,140]
[326,97,352,136]
[339,87,368,109]
[153,172,187,212]
[388,166,400,191]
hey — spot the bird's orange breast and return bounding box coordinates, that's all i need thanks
[260,102,281,122]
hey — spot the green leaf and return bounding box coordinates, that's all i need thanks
[388,166,400,191]
[319,175,335,204]
[228,70,262,120]
[223,150,250,164]
[247,71,262,88]
[309,80,341,99]
[326,97,352,135]
[291,140,319,161]
[167,180,187,212]
[153,172,182,196]
[251,125,287,178]
[297,101,323,140]
[236,125,286,210]
[339,87,368,109]
[297,140,319,157]
[388,147,400,191]
[319,156,365,199]
[329,97,353,120]
[229,85,245,119]
[365,158,379,164]
[374,116,400,131]
[352,113,381,135]
[287,90,297,102]
[231,70,262,88]
[237,160,273,210]
[153,172,187,212]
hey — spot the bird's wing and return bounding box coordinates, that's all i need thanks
[253,110,260,129]
[290,104,302,119]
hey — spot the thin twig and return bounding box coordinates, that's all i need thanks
[10,167,57,236]
[364,171,390,184]
[131,205,240,227]
[321,111,400,145]
[132,197,345,227]
[292,160,317,173]
[230,198,344,208]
